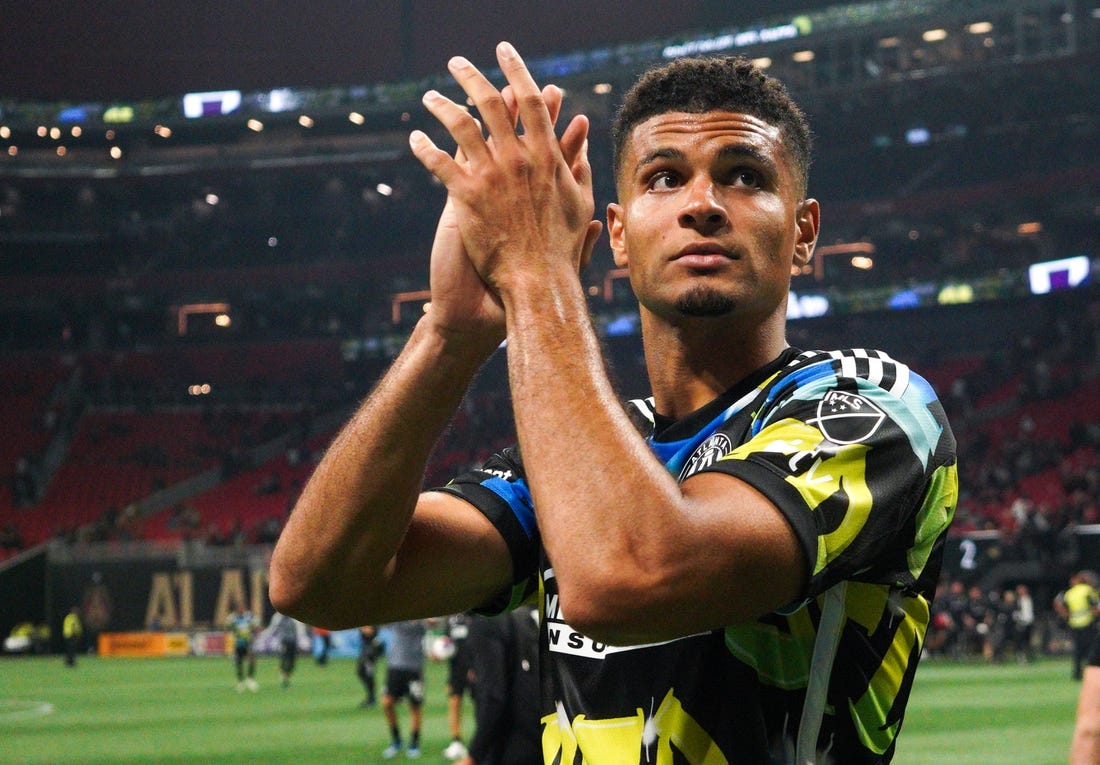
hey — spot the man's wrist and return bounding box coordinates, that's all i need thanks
[416,311,502,355]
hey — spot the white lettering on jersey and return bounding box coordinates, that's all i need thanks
[545,586,704,659]
[481,468,514,481]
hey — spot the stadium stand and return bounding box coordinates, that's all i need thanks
[0,0,1098,655]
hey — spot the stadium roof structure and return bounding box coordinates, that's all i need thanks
[2,0,1094,178]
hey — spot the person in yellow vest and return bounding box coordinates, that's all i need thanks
[62,605,83,667]
[1056,571,1100,680]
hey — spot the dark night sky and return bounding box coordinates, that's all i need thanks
[0,1,840,101]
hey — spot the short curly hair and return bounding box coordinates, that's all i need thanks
[611,56,813,196]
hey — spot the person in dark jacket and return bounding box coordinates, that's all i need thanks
[457,604,540,765]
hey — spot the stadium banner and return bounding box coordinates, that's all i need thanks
[98,631,191,657]
[43,550,274,652]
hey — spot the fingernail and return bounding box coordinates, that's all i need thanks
[422,90,443,103]
[498,41,517,60]
[449,56,471,70]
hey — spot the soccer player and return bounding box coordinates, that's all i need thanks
[379,620,427,759]
[442,613,473,761]
[269,611,306,688]
[356,624,383,707]
[270,42,957,763]
[225,605,259,692]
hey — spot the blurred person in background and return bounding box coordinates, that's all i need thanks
[380,619,428,759]
[226,604,260,692]
[456,603,541,765]
[269,611,307,688]
[62,605,83,667]
[356,624,383,707]
[1011,583,1036,663]
[1056,571,1100,680]
[313,625,332,665]
[443,613,474,761]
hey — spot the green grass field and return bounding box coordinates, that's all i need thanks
[0,653,1083,764]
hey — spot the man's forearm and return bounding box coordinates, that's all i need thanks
[499,268,686,633]
[269,317,496,626]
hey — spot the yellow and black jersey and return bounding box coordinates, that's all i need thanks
[436,346,957,764]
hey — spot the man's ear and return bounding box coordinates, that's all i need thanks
[607,203,628,267]
[793,198,820,269]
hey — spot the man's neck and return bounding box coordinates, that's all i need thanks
[641,312,789,420]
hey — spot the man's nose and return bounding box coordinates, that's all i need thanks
[678,180,728,231]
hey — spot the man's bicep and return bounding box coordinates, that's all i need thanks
[680,471,808,622]
[379,490,515,620]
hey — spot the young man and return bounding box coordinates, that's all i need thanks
[270,43,957,764]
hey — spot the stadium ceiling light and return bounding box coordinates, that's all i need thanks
[348,111,365,125]
[154,124,172,138]
[71,126,82,138]
[6,146,16,156]
[592,82,612,94]
[966,21,994,34]
[247,119,264,132]
[752,57,773,69]
[49,127,61,140]
[376,183,393,196]
[110,146,123,159]
[878,36,900,48]
[298,115,314,128]
[923,28,948,42]
[56,146,67,157]
[0,126,9,139]
[792,50,815,62]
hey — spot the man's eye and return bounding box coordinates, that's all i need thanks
[649,171,680,190]
[734,169,761,187]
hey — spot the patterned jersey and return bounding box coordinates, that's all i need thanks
[226,610,258,649]
[435,347,957,764]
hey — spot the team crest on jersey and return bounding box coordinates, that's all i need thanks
[811,389,886,445]
[678,433,734,480]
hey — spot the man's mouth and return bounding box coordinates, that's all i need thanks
[672,244,737,268]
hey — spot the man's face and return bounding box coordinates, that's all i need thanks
[607,110,817,324]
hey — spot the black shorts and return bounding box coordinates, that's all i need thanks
[447,647,472,695]
[384,667,425,705]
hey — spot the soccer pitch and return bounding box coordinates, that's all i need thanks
[0,654,1083,764]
